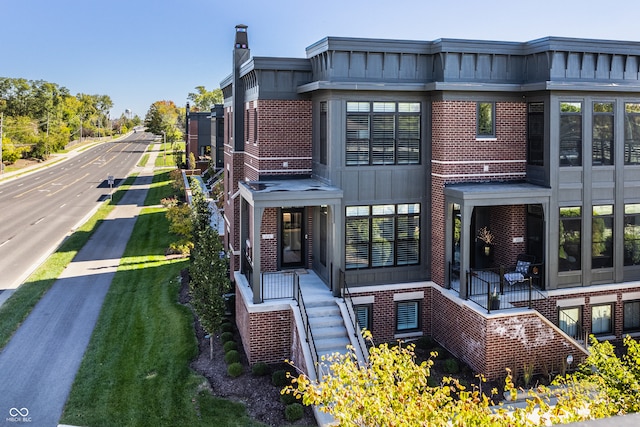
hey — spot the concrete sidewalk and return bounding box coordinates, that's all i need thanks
[0,148,159,427]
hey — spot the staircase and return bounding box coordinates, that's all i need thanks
[306,299,351,360]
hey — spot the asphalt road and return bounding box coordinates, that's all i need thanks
[0,132,153,294]
[0,150,157,426]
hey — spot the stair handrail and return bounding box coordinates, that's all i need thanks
[293,275,320,378]
[339,269,370,361]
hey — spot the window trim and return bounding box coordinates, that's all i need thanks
[345,203,421,270]
[346,101,421,166]
[476,102,495,138]
[591,303,614,336]
[558,306,582,339]
[623,300,640,333]
[354,304,373,333]
[395,300,421,333]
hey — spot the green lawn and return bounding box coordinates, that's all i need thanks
[60,170,264,427]
[0,175,138,349]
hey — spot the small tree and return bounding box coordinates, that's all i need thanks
[189,180,230,358]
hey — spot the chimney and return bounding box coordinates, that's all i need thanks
[232,25,250,151]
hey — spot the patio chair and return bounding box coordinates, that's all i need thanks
[504,254,535,286]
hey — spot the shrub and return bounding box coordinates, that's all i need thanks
[220,322,233,333]
[220,331,234,343]
[281,390,298,405]
[443,358,460,374]
[227,362,243,378]
[284,403,304,422]
[415,336,435,350]
[272,369,290,387]
[224,350,240,365]
[252,362,269,377]
[223,341,238,353]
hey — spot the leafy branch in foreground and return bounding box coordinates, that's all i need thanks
[284,331,640,426]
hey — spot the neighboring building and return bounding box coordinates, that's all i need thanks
[185,103,224,172]
[221,24,640,380]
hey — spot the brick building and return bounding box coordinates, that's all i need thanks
[220,25,640,381]
[185,103,224,172]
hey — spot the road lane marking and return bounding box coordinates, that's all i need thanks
[32,217,45,225]
[47,172,91,197]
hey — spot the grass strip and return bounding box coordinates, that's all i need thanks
[61,170,263,427]
[0,174,138,349]
[138,153,150,167]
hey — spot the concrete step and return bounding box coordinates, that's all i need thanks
[313,325,349,340]
[315,336,351,353]
[309,314,343,329]
[306,304,341,317]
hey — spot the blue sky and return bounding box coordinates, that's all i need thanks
[3,0,640,119]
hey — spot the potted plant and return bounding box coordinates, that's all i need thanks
[490,287,500,310]
[477,226,495,256]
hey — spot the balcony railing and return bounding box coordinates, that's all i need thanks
[463,264,546,313]
[242,252,297,302]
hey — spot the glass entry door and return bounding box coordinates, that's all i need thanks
[281,208,304,268]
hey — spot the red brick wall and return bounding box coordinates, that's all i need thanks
[431,100,527,286]
[351,287,432,344]
[430,287,587,380]
[235,283,292,365]
[260,208,278,272]
[244,99,312,179]
[490,205,527,268]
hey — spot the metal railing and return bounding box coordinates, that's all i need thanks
[465,264,547,313]
[559,309,589,347]
[293,278,320,378]
[339,269,370,361]
[261,271,296,300]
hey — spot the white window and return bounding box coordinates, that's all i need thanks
[591,304,613,335]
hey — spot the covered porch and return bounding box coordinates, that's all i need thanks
[444,181,552,301]
[237,178,343,304]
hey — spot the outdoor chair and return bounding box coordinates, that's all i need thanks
[504,254,535,286]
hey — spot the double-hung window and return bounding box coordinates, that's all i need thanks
[346,101,421,166]
[346,203,420,269]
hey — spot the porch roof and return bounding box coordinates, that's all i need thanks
[444,181,551,205]
[238,178,343,208]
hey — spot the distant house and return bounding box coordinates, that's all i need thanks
[185,103,224,172]
[219,24,640,380]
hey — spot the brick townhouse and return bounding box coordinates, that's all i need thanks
[219,24,640,380]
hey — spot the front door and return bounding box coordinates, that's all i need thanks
[281,208,305,268]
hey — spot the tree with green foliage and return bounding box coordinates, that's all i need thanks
[0,77,114,159]
[189,181,230,358]
[187,86,223,111]
[144,100,183,142]
[285,332,640,426]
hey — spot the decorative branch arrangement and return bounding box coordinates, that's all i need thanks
[477,226,495,245]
